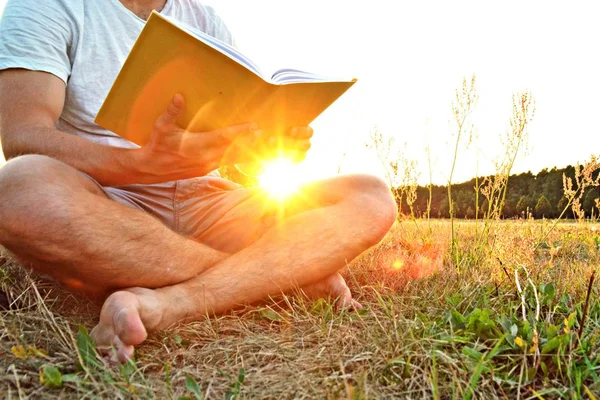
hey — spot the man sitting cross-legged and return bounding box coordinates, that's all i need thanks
[0,0,397,362]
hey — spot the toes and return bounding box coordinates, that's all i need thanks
[90,324,115,354]
[300,273,362,312]
[113,337,135,363]
[333,285,353,310]
[118,346,135,363]
[91,290,152,363]
[114,307,148,346]
[350,299,363,311]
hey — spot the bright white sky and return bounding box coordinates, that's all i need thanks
[1,0,598,185]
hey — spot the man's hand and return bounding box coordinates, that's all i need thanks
[0,69,313,186]
[133,94,313,182]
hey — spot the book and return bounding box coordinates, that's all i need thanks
[95,11,357,147]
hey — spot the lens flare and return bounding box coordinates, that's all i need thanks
[259,157,301,200]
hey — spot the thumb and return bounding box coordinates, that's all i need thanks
[156,94,185,129]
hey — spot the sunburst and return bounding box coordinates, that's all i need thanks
[258,157,301,200]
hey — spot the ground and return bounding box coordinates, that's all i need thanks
[1,219,599,399]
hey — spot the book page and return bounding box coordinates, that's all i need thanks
[165,16,265,80]
[96,12,357,146]
[271,68,352,85]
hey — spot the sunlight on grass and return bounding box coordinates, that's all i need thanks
[2,220,600,397]
[258,157,301,200]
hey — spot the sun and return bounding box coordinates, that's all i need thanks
[258,157,301,200]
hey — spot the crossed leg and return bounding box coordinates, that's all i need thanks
[0,155,397,361]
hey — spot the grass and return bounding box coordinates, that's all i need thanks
[1,218,599,399]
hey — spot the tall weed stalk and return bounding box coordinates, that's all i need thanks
[474,91,535,263]
[535,155,600,250]
[448,75,478,267]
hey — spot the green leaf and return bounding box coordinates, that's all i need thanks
[120,360,136,380]
[462,346,484,361]
[237,368,246,384]
[466,308,482,329]
[499,317,513,333]
[355,307,370,317]
[567,312,578,329]
[486,337,507,360]
[448,309,466,330]
[445,293,461,307]
[464,355,487,400]
[541,336,561,354]
[540,361,549,377]
[62,373,79,383]
[546,324,559,339]
[40,365,63,388]
[77,326,99,368]
[185,375,203,400]
[526,367,537,381]
[521,320,532,339]
[259,308,283,322]
[542,282,555,299]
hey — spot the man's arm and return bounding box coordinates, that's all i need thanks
[0,69,144,187]
[0,69,312,187]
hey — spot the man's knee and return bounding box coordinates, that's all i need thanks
[0,154,101,195]
[0,155,102,239]
[342,174,398,246]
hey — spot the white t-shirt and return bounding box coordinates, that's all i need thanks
[0,0,234,149]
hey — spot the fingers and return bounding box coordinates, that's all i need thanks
[280,126,313,161]
[264,135,312,161]
[213,122,260,145]
[289,126,314,140]
[178,123,313,169]
[192,124,311,156]
[177,122,260,162]
[155,94,186,130]
[266,125,313,151]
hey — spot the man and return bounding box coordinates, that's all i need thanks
[0,0,397,362]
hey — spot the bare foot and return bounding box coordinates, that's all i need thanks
[90,288,164,363]
[91,274,361,363]
[301,273,362,310]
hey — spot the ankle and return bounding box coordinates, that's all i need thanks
[124,287,166,331]
[156,285,213,323]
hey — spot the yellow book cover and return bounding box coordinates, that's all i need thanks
[95,11,357,146]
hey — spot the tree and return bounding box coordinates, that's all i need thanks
[515,196,529,216]
[557,196,572,218]
[438,196,449,218]
[465,206,475,219]
[583,189,599,218]
[534,195,552,218]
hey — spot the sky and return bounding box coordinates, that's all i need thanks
[1,0,599,185]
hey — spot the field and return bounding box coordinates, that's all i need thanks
[1,218,599,399]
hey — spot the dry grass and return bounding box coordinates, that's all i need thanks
[1,219,599,399]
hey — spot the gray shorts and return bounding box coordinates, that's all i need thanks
[91,176,280,254]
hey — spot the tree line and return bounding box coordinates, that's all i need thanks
[396,165,600,219]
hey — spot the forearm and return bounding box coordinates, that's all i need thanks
[2,126,144,187]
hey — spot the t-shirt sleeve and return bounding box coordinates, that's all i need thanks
[202,5,237,49]
[0,0,78,83]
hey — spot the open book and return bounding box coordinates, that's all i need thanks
[95,11,357,146]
